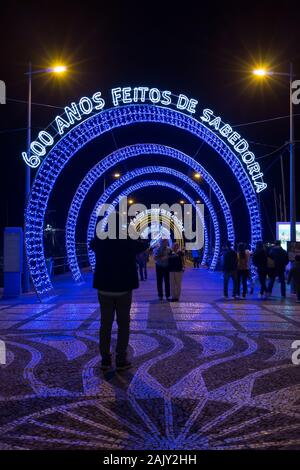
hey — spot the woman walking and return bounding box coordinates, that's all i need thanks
[168,242,185,302]
[154,239,172,301]
[252,241,268,298]
[237,242,251,298]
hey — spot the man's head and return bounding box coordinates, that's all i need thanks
[275,240,282,247]
[162,239,169,248]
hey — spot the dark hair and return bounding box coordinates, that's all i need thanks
[225,240,232,249]
[275,240,281,246]
[295,255,300,262]
[238,242,246,259]
[256,241,264,251]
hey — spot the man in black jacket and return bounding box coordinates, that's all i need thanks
[90,217,149,371]
[222,240,238,299]
[267,240,289,298]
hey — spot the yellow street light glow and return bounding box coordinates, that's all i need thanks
[196,200,201,204]
[253,68,269,77]
[113,172,121,178]
[194,172,202,179]
[128,199,134,204]
[52,65,67,73]
[179,200,185,205]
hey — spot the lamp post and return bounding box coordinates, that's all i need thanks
[103,172,121,193]
[23,63,67,292]
[253,64,296,242]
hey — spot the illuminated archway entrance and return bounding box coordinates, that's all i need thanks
[128,209,185,249]
[67,164,222,281]
[87,179,210,273]
[24,89,265,298]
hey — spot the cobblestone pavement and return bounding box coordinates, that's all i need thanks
[0,268,300,450]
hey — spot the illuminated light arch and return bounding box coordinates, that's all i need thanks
[25,105,261,297]
[67,164,221,282]
[87,179,211,274]
[65,146,233,283]
[85,167,220,269]
[129,209,185,246]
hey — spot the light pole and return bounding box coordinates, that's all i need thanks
[253,64,296,242]
[23,63,67,292]
[103,172,121,193]
[192,171,212,257]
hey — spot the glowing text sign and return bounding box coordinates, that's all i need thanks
[200,109,267,193]
[21,86,267,193]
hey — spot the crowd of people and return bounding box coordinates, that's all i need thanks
[222,239,300,302]
[90,225,300,371]
[135,239,185,302]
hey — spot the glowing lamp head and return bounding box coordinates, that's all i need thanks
[253,68,268,77]
[194,172,202,180]
[113,172,121,178]
[52,65,67,74]
[179,200,185,205]
[128,199,134,205]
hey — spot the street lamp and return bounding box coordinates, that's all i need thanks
[103,172,121,192]
[252,63,296,242]
[23,62,67,292]
[192,172,213,258]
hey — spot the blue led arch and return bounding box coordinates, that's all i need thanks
[81,167,220,278]
[65,145,233,284]
[87,179,211,274]
[25,104,261,297]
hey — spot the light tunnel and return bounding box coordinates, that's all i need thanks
[87,179,210,274]
[25,104,261,298]
[66,164,222,282]
[84,166,220,275]
[128,210,185,247]
[65,146,233,284]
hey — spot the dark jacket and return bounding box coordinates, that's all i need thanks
[168,251,184,272]
[252,249,268,270]
[288,261,300,288]
[269,246,289,272]
[90,237,149,292]
[222,248,238,272]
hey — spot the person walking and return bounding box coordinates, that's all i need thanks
[252,241,268,298]
[267,240,289,298]
[154,239,172,301]
[236,242,251,298]
[168,242,185,301]
[136,250,149,281]
[287,255,300,303]
[191,248,200,268]
[222,240,238,299]
[90,217,149,371]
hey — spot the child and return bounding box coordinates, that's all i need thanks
[287,255,300,303]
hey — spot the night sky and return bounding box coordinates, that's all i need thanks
[0,1,299,250]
